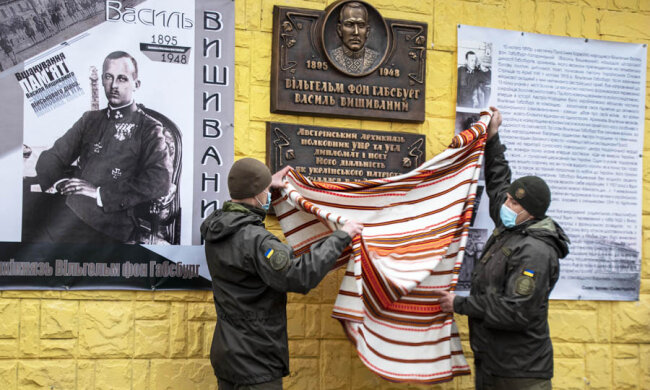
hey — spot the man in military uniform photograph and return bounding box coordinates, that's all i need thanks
[457,228,486,289]
[30,50,172,244]
[457,50,481,107]
[476,55,492,107]
[329,1,379,75]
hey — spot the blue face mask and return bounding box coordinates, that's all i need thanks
[500,204,519,228]
[257,191,271,212]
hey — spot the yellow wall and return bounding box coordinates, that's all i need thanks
[1,0,649,388]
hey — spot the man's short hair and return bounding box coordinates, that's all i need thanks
[339,1,368,22]
[103,51,138,79]
[465,51,476,60]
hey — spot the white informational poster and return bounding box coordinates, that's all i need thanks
[0,0,234,290]
[455,25,646,300]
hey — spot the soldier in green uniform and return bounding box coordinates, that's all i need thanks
[201,158,363,390]
[35,51,172,243]
[439,107,570,390]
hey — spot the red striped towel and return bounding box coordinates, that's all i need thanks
[273,111,491,383]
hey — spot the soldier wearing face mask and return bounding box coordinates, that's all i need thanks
[439,107,570,390]
[201,158,363,390]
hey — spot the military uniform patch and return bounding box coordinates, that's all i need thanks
[515,275,535,295]
[264,246,290,271]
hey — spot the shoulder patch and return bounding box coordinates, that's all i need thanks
[263,242,290,271]
[515,275,535,295]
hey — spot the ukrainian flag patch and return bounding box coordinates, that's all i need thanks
[265,248,274,258]
[523,269,535,278]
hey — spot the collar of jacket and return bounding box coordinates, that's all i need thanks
[342,46,365,59]
[106,100,137,121]
[528,216,555,232]
[223,201,267,220]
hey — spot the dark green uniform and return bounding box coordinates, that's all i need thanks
[36,102,172,242]
[453,134,570,389]
[200,201,351,387]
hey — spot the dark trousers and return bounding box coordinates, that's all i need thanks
[35,196,120,244]
[217,377,282,390]
[475,360,552,390]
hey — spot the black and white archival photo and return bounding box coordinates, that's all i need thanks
[457,228,488,292]
[457,40,492,109]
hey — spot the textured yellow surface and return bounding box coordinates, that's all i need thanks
[1,0,648,388]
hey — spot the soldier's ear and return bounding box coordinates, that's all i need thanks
[336,23,341,37]
[134,79,141,90]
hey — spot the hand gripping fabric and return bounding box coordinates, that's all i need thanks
[273,111,492,384]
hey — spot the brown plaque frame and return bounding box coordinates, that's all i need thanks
[267,122,426,182]
[270,0,427,122]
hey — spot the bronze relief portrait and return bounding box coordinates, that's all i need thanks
[271,0,427,121]
[322,0,389,77]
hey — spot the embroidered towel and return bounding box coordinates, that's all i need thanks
[273,111,491,383]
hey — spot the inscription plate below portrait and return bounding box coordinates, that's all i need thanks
[267,122,426,182]
[271,0,427,122]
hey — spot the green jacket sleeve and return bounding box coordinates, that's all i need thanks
[484,133,512,225]
[251,230,352,294]
[453,241,554,331]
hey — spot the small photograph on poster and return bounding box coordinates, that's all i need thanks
[455,112,485,181]
[470,185,484,227]
[457,228,488,291]
[455,111,482,133]
[457,40,492,109]
[21,49,183,246]
[582,236,640,274]
[0,1,146,73]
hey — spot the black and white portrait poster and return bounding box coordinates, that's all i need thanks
[456,25,647,300]
[0,0,234,290]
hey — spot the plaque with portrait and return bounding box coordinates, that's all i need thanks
[271,0,427,122]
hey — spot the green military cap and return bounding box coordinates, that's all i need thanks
[228,158,272,199]
[507,176,551,218]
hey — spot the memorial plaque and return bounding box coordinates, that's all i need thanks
[267,122,426,182]
[271,0,427,122]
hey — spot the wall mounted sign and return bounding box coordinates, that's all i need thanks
[267,122,425,182]
[271,0,427,122]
